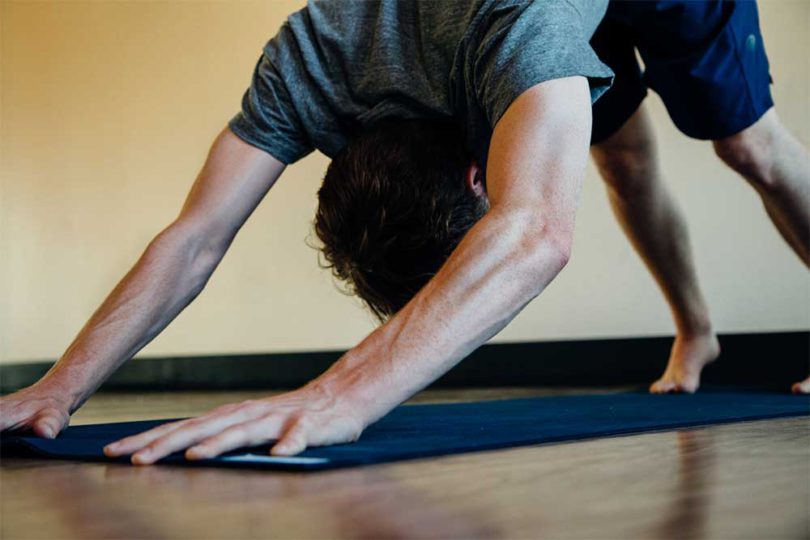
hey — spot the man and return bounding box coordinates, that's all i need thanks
[1,0,807,464]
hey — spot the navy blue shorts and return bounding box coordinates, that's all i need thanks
[590,0,774,144]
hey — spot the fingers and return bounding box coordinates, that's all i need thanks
[31,407,69,439]
[107,404,268,465]
[271,421,308,456]
[104,420,185,458]
[102,393,365,465]
[185,416,285,460]
[187,414,320,460]
[0,402,68,436]
[0,406,31,433]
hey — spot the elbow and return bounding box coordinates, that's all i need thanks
[530,230,572,279]
[506,210,574,287]
[149,222,227,290]
[548,233,572,270]
[521,234,571,300]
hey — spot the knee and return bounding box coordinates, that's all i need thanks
[713,117,779,191]
[594,144,657,201]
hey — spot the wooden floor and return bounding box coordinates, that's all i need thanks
[1,388,808,539]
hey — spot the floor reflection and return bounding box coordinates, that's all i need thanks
[654,429,717,539]
[2,459,499,539]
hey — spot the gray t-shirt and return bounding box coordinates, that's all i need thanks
[228,0,613,165]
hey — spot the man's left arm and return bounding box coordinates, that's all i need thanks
[106,76,592,464]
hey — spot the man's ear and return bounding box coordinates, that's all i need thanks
[464,162,486,198]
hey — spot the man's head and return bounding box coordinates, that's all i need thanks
[314,119,489,322]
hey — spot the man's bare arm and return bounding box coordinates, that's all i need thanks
[104,76,593,463]
[317,76,592,425]
[0,128,285,437]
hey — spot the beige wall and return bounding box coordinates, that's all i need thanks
[2,0,808,365]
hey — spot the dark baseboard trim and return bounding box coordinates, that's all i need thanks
[1,331,807,393]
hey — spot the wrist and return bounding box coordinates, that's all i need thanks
[303,358,381,429]
[37,365,93,413]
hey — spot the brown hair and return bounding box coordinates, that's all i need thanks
[314,119,488,322]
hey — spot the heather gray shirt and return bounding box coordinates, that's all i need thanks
[229,0,613,165]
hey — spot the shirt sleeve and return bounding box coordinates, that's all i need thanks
[472,0,614,127]
[228,53,314,165]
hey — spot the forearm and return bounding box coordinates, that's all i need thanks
[314,206,570,424]
[41,224,225,410]
[2,130,284,440]
[34,128,285,411]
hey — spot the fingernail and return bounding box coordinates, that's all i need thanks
[41,427,55,439]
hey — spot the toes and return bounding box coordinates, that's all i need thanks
[650,380,678,394]
[791,378,810,394]
[650,379,701,394]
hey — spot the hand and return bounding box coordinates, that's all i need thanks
[103,386,365,465]
[0,383,73,439]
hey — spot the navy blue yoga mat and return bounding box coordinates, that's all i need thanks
[2,391,808,470]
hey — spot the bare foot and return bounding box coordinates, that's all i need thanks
[792,376,810,394]
[650,333,721,394]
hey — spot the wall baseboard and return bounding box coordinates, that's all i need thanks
[1,331,807,394]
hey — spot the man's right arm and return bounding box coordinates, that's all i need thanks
[0,127,285,438]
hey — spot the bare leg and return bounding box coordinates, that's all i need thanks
[713,108,810,393]
[714,108,810,266]
[592,105,720,393]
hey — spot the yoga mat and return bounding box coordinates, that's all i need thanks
[2,391,808,471]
